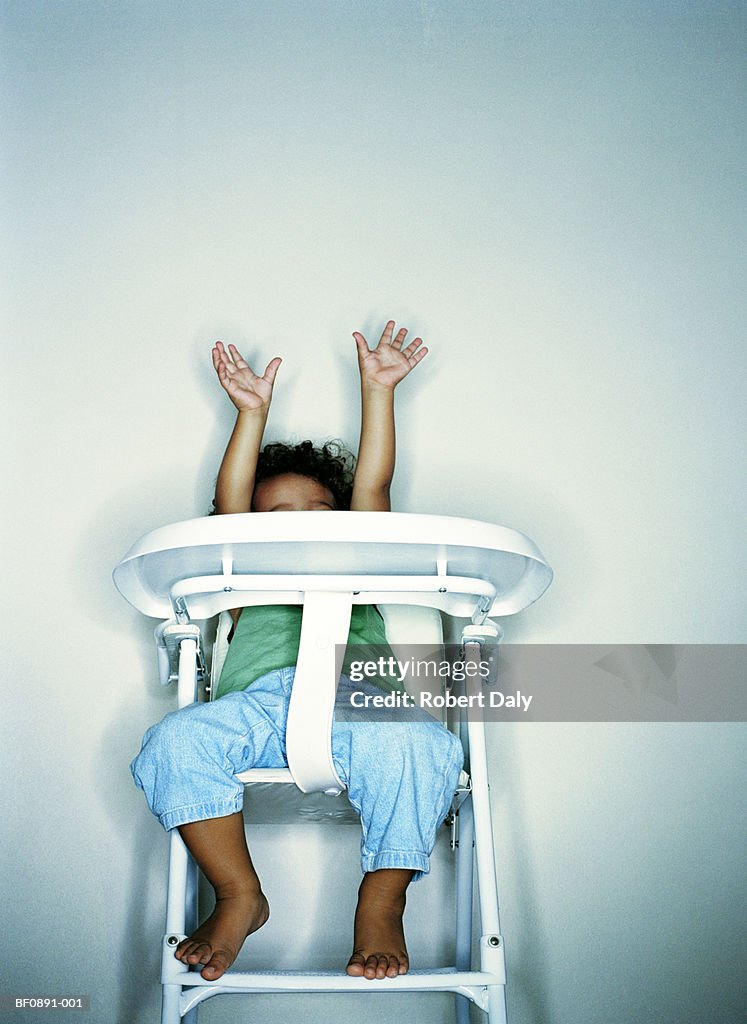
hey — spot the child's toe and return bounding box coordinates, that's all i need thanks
[201,950,231,980]
[386,958,400,977]
[345,952,366,976]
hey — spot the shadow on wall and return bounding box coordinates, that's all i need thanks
[487,723,554,1024]
[72,480,196,1021]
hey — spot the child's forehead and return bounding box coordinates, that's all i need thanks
[252,472,336,512]
[258,472,328,491]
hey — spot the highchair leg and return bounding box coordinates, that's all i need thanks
[162,830,189,1024]
[455,794,475,1024]
[160,636,202,1024]
[462,630,508,1024]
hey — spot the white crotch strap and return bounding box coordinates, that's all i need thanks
[284,591,352,796]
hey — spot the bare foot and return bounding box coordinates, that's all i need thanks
[175,885,270,981]
[346,869,412,980]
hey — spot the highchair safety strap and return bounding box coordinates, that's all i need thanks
[285,590,353,795]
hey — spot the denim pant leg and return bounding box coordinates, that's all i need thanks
[331,710,464,883]
[131,665,464,882]
[130,668,295,831]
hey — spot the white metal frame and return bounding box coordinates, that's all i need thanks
[114,511,553,1024]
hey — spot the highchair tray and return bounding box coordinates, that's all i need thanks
[113,510,552,621]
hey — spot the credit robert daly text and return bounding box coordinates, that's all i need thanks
[347,687,533,712]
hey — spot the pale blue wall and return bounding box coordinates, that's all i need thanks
[3,3,745,1023]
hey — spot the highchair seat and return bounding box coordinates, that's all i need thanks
[209,602,471,820]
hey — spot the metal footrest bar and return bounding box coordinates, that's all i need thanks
[168,967,504,1016]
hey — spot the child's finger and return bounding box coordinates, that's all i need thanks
[218,363,234,387]
[402,337,424,355]
[392,327,408,349]
[227,344,249,370]
[212,341,230,369]
[379,320,396,346]
[215,349,237,381]
[353,333,370,357]
[409,345,428,365]
[263,356,282,385]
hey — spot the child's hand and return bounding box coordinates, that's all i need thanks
[353,320,428,391]
[212,342,282,413]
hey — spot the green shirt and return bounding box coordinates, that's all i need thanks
[216,603,400,699]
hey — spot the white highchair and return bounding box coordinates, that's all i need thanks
[114,511,552,1023]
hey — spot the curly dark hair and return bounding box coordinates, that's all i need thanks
[211,439,356,514]
[254,440,356,510]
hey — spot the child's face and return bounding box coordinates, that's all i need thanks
[252,473,336,512]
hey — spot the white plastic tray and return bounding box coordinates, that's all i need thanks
[113,511,553,621]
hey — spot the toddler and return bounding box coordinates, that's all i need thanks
[131,321,464,982]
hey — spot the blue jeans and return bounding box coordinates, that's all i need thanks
[130,668,464,882]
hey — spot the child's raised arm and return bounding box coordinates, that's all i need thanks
[212,342,282,515]
[350,320,428,512]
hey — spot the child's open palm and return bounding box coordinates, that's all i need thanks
[212,341,282,412]
[353,320,428,390]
